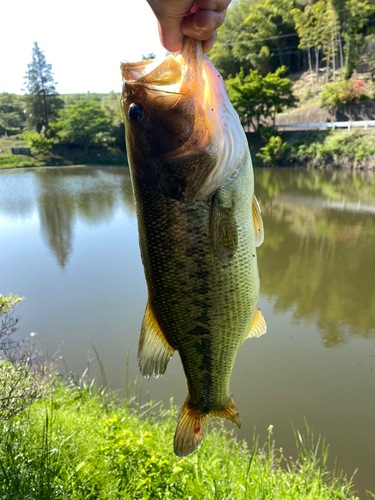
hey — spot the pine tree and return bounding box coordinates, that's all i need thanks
[24,42,64,133]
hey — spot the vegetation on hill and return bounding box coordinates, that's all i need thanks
[209,0,375,81]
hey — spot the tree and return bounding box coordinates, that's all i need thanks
[362,33,375,81]
[292,5,314,73]
[209,0,299,79]
[262,66,297,125]
[341,0,375,79]
[24,42,64,133]
[0,93,26,135]
[226,68,264,130]
[226,66,296,130]
[53,100,112,154]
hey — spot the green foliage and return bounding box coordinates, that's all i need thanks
[23,130,53,159]
[361,33,375,81]
[262,66,298,122]
[211,0,375,82]
[209,0,297,79]
[341,0,375,79]
[226,66,296,130]
[0,93,26,135]
[319,79,370,109]
[226,68,263,130]
[0,384,361,499]
[289,129,375,165]
[0,294,52,422]
[53,101,112,153]
[0,294,23,316]
[24,42,64,133]
[257,135,289,166]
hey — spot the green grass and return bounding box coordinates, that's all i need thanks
[287,129,375,167]
[0,377,362,500]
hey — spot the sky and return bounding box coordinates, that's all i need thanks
[0,0,167,94]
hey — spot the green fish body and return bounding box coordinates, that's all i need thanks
[121,39,265,456]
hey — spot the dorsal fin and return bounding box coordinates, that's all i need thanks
[252,195,264,247]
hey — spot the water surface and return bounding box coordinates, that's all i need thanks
[1,166,375,496]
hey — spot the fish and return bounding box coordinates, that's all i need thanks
[120,38,266,457]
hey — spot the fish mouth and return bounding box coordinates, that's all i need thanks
[121,39,246,199]
[120,38,204,99]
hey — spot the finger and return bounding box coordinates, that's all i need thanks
[182,10,226,39]
[202,32,217,53]
[196,0,231,12]
[157,20,185,52]
[193,9,227,31]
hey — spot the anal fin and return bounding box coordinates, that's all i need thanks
[246,308,267,339]
[138,302,174,379]
[212,398,241,428]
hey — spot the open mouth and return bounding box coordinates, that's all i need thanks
[120,39,204,98]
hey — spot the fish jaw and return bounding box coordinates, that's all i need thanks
[121,37,246,202]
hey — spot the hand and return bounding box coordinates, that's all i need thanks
[146,0,231,54]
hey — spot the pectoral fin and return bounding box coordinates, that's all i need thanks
[210,188,238,264]
[252,195,264,247]
[138,302,175,379]
[246,308,267,339]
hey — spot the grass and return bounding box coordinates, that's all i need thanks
[0,369,362,500]
[288,129,375,167]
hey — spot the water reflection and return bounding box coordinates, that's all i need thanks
[255,168,375,346]
[33,167,135,267]
[1,166,374,344]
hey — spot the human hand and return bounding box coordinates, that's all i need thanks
[146,0,231,54]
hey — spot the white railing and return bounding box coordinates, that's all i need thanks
[276,120,375,131]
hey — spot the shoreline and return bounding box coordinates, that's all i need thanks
[0,161,129,173]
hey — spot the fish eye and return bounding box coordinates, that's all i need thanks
[128,103,145,122]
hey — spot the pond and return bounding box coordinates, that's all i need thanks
[1,166,375,496]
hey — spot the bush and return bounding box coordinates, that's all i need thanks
[320,79,370,109]
[256,136,289,166]
[0,294,55,421]
[23,130,53,159]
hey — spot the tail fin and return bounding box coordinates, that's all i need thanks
[173,396,241,457]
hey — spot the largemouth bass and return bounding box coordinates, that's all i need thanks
[121,38,265,457]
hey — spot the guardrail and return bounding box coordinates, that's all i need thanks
[276,120,375,131]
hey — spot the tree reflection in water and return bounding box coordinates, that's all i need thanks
[35,167,135,268]
[32,166,375,346]
[255,168,375,347]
